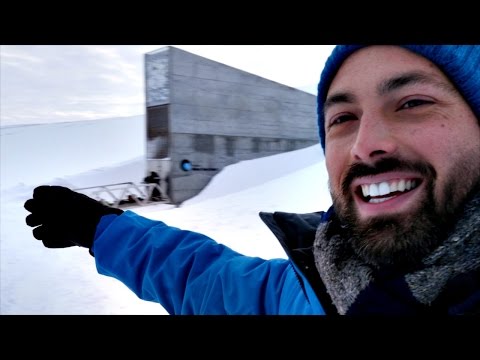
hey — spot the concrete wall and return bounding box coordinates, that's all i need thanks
[145,46,319,204]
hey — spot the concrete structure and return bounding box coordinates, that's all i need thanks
[145,46,319,204]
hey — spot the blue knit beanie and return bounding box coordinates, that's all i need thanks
[317,45,480,152]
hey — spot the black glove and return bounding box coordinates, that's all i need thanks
[24,185,123,255]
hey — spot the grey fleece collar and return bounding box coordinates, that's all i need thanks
[313,192,480,315]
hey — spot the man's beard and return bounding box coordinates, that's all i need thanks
[330,157,480,271]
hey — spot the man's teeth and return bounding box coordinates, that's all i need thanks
[361,179,418,201]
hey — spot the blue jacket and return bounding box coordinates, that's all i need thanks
[93,209,335,315]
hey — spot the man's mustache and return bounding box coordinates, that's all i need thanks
[341,158,436,195]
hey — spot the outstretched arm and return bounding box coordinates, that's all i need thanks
[93,211,293,315]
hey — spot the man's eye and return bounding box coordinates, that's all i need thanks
[400,99,433,109]
[330,114,356,127]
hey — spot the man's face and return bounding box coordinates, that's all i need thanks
[324,46,480,268]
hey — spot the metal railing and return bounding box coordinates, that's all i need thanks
[74,182,169,208]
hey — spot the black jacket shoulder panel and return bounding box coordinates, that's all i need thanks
[258,211,324,252]
[259,210,339,315]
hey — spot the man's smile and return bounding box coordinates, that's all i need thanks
[351,172,425,218]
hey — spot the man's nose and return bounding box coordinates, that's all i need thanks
[350,113,398,161]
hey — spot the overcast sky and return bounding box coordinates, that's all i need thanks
[0,45,335,127]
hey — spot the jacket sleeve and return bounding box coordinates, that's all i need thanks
[92,211,294,315]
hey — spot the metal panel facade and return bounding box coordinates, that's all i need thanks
[145,46,318,204]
